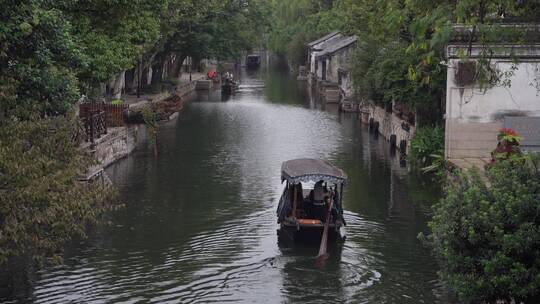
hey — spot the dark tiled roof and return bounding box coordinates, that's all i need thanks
[450,24,540,43]
[316,36,358,58]
[281,158,347,184]
[307,31,341,47]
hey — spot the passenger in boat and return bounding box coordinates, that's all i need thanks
[307,181,325,220]
[313,180,325,203]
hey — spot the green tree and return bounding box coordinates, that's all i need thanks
[425,155,540,303]
[0,0,164,114]
[0,115,114,265]
[342,0,540,124]
[0,0,84,117]
[0,0,275,269]
[65,0,164,90]
[268,0,344,67]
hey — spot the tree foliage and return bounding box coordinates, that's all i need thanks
[270,0,540,122]
[425,154,540,303]
[267,0,345,67]
[0,0,273,267]
[0,0,84,116]
[0,0,269,115]
[0,115,115,265]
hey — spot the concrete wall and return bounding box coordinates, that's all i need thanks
[445,45,540,159]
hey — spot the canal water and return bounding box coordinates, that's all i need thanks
[14,68,449,303]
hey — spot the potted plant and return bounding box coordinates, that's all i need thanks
[491,128,522,162]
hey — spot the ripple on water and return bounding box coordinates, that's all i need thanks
[14,69,448,304]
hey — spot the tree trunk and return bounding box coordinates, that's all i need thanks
[151,53,165,85]
[108,71,125,100]
[124,68,136,94]
[140,53,157,88]
[192,57,201,72]
[172,53,187,78]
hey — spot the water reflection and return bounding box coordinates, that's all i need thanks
[3,67,450,303]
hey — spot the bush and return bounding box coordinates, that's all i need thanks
[424,154,540,303]
[409,126,445,176]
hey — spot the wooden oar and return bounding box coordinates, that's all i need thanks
[315,192,333,266]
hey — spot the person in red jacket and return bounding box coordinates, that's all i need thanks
[207,70,217,80]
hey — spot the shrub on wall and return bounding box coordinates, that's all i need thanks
[424,154,540,304]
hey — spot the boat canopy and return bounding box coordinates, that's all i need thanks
[281,158,347,185]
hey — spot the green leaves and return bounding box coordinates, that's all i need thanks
[426,154,540,303]
[342,0,540,119]
[267,0,346,66]
[0,115,115,266]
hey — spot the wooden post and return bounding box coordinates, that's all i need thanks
[292,183,298,218]
[89,114,94,144]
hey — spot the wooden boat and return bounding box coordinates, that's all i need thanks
[246,54,261,68]
[221,77,238,95]
[277,158,347,241]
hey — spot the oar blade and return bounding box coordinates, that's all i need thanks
[314,252,330,268]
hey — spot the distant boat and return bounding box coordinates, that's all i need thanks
[246,54,261,68]
[221,77,238,95]
[277,158,347,242]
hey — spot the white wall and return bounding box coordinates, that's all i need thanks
[327,46,355,97]
[447,61,540,122]
[445,56,540,159]
[309,34,343,76]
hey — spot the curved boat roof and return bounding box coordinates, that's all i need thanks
[281,158,347,184]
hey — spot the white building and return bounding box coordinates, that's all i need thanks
[314,35,358,98]
[306,31,342,78]
[445,32,540,163]
[305,32,357,105]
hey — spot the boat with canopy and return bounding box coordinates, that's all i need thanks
[277,158,347,241]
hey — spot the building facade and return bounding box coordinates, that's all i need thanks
[445,43,540,161]
[314,35,357,98]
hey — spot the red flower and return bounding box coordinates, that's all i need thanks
[499,128,518,136]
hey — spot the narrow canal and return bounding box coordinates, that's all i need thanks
[26,68,448,303]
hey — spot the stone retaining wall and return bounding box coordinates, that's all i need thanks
[81,126,139,181]
[368,106,416,154]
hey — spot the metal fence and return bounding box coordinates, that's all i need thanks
[81,111,107,143]
[80,102,129,127]
[79,102,129,143]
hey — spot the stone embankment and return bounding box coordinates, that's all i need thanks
[80,126,140,183]
[126,81,196,123]
[364,105,416,155]
[80,79,199,182]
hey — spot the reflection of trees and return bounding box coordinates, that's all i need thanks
[265,70,310,106]
[0,256,36,302]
